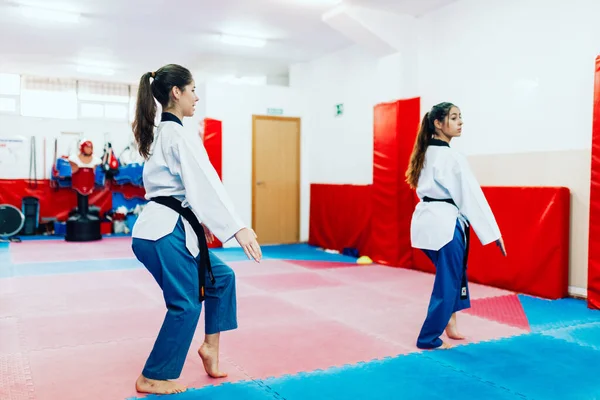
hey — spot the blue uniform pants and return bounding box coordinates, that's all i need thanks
[416,220,470,349]
[131,217,237,380]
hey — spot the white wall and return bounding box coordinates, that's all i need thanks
[417,0,600,156]
[289,45,408,185]
[291,0,600,172]
[415,0,600,292]
[289,0,599,292]
[203,82,307,243]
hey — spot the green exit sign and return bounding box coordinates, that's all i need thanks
[267,108,283,115]
[335,103,344,117]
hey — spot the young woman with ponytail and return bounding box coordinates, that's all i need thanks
[406,102,507,350]
[130,64,262,394]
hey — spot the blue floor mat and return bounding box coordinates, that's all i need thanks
[565,322,600,349]
[155,353,523,400]
[260,244,357,262]
[519,295,600,331]
[125,380,276,400]
[425,333,600,400]
[210,247,268,262]
[212,244,358,263]
[260,353,523,400]
[545,322,600,351]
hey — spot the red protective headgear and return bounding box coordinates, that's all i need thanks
[79,140,93,155]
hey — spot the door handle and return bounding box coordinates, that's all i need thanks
[256,181,265,185]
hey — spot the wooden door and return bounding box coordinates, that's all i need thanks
[252,116,301,245]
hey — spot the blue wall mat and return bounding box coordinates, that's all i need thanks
[425,333,600,400]
[262,354,524,400]
[519,295,600,331]
[112,191,148,211]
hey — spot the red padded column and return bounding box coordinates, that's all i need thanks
[203,118,223,248]
[371,98,420,267]
[589,56,600,308]
[203,118,223,180]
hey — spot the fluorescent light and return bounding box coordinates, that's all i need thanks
[220,34,266,48]
[20,5,81,23]
[76,65,115,76]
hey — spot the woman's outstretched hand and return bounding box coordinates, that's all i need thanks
[235,228,262,262]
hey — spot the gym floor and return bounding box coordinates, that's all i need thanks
[1,236,600,400]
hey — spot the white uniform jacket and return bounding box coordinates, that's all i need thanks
[132,112,245,257]
[410,139,501,251]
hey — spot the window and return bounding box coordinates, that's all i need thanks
[78,81,129,104]
[80,102,105,119]
[20,76,77,119]
[78,81,130,120]
[129,85,138,123]
[0,97,18,113]
[0,73,21,114]
[0,73,20,95]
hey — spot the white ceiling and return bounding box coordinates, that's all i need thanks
[346,0,457,16]
[0,0,457,84]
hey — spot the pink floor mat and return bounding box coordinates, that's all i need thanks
[0,258,527,400]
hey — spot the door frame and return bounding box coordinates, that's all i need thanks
[251,115,302,243]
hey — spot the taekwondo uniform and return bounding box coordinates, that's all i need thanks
[410,138,501,349]
[131,112,244,380]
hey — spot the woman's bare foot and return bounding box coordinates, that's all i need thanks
[445,325,465,340]
[445,313,465,340]
[135,374,187,395]
[198,341,228,378]
[438,341,453,349]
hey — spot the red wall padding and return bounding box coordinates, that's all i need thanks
[589,56,600,309]
[203,118,223,248]
[371,98,420,267]
[204,118,223,180]
[413,187,570,300]
[308,184,371,254]
[0,179,112,222]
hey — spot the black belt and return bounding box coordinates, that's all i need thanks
[422,196,469,300]
[423,196,457,207]
[150,196,215,302]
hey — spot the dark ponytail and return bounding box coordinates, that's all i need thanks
[405,102,455,189]
[405,112,434,189]
[132,64,193,160]
[132,72,156,159]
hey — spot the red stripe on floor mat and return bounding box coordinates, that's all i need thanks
[463,294,531,331]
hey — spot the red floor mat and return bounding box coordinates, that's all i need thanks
[463,294,531,331]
